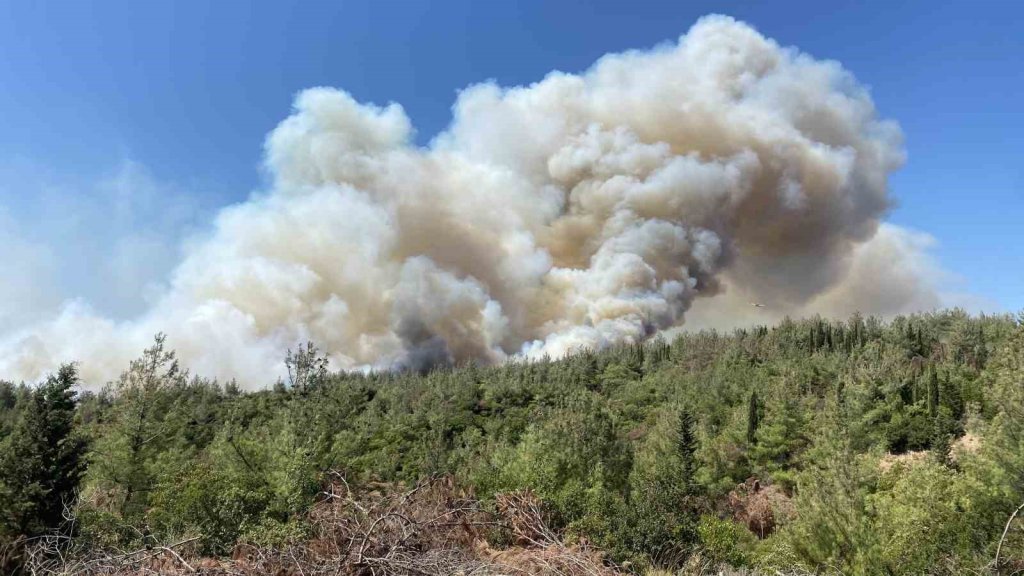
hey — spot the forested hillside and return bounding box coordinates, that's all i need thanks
[2,310,1023,575]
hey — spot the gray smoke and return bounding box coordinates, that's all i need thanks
[0,15,944,386]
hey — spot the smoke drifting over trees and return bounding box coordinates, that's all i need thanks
[0,16,944,386]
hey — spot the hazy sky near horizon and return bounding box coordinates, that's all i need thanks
[0,0,1021,325]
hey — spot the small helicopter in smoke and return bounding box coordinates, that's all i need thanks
[749,302,766,308]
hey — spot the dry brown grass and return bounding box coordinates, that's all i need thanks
[877,449,930,473]
[951,432,982,463]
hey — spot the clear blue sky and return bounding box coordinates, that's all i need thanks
[0,0,1021,315]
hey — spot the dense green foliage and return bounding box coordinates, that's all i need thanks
[0,364,89,571]
[1,310,1024,574]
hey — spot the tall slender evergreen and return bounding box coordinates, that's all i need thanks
[0,364,88,539]
[676,407,698,490]
[927,366,940,418]
[747,389,761,445]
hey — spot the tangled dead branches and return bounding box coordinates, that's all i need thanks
[21,474,621,576]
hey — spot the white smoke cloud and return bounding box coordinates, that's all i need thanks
[0,160,217,321]
[0,209,60,333]
[0,15,947,386]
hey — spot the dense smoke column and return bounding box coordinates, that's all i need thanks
[0,16,931,386]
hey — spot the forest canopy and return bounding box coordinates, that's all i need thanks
[1,309,1023,575]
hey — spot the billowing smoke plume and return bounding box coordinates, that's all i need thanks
[0,16,938,386]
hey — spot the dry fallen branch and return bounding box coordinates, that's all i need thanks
[994,500,1024,574]
[23,474,623,576]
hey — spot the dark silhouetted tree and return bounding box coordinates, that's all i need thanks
[747,389,761,445]
[0,364,88,538]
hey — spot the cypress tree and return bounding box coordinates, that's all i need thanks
[747,389,760,445]
[0,364,88,539]
[676,407,698,490]
[927,366,940,418]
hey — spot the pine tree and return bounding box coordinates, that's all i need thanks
[0,364,88,538]
[93,334,186,521]
[285,341,328,394]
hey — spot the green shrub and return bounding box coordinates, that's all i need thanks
[697,515,754,566]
